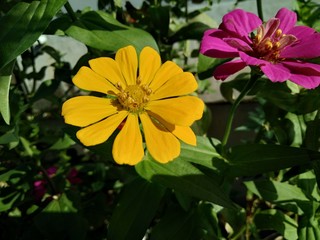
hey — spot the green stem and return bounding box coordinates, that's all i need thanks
[221,72,260,155]
[256,0,263,21]
[64,2,78,22]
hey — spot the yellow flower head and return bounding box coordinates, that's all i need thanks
[62,45,204,165]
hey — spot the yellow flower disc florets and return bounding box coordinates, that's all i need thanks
[116,79,152,113]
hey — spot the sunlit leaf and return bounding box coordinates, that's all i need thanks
[65,10,158,54]
[254,209,298,240]
[0,61,14,124]
[245,179,309,202]
[0,0,68,70]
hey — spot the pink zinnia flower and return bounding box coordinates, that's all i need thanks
[200,8,320,89]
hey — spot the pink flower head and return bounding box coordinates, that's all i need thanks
[200,8,320,89]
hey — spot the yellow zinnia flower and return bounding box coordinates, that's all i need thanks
[62,45,204,165]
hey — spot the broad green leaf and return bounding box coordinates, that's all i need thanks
[65,10,158,54]
[245,179,309,203]
[0,61,14,124]
[298,216,320,240]
[254,209,298,240]
[180,136,227,172]
[107,177,166,240]
[135,155,235,208]
[285,113,305,147]
[297,171,320,202]
[228,144,320,176]
[0,0,68,71]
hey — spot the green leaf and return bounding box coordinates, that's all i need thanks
[228,144,320,176]
[254,209,298,240]
[298,216,320,240]
[0,191,21,212]
[0,61,14,124]
[65,10,158,54]
[0,169,25,183]
[245,179,310,202]
[135,155,235,208]
[197,54,229,80]
[259,82,320,114]
[180,136,228,172]
[297,171,320,202]
[148,6,170,36]
[107,177,166,240]
[168,22,211,43]
[0,0,68,71]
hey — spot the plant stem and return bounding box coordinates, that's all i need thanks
[221,72,260,156]
[256,0,263,21]
[64,2,78,22]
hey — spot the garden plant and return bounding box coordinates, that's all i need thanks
[1,0,320,239]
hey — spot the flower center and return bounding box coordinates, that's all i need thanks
[116,78,152,113]
[251,18,297,62]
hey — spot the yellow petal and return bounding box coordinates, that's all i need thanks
[112,114,144,165]
[151,72,198,100]
[146,96,204,126]
[149,61,183,92]
[115,45,137,85]
[140,113,180,163]
[156,120,197,146]
[73,66,119,94]
[172,126,197,146]
[89,57,127,87]
[62,96,118,127]
[76,111,128,146]
[139,46,161,85]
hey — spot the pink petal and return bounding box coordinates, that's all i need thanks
[281,61,320,88]
[280,33,320,58]
[282,61,320,75]
[220,9,262,43]
[224,37,252,52]
[200,29,239,58]
[239,52,267,66]
[213,59,247,80]
[287,26,316,40]
[288,75,320,89]
[260,63,291,82]
[275,8,297,33]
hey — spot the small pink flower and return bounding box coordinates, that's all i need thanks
[200,8,320,89]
